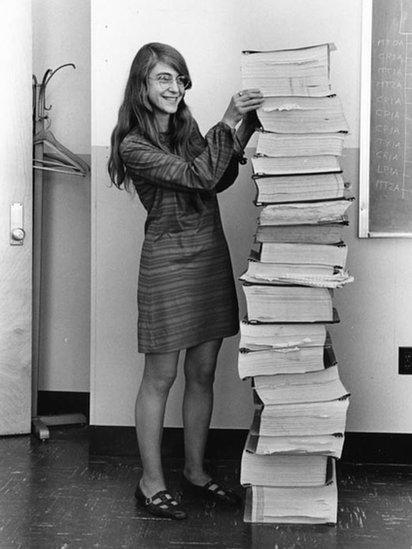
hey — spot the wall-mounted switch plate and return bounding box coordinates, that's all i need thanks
[399,347,412,375]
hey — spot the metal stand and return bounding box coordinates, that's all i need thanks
[32,66,89,441]
[32,414,87,441]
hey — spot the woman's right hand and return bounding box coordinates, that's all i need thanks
[221,89,264,129]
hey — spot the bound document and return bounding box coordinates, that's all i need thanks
[246,414,344,458]
[253,172,348,205]
[254,396,350,437]
[238,322,329,379]
[251,155,341,176]
[243,459,338,524]
[256,132,345,158]
[241,284,334,323]
[258,199,353,226]
[259,242,348,267]
[255,223,347,244]
[257,95,349,134]
[240,243,353,288]
[253,365,349,405]
[241,43,335,97]
[240,452,329,487]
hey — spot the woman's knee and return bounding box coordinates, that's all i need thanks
[151,372,177,394]
[185,361,216,388]
[184,339,221,388]
[142,352,178,394]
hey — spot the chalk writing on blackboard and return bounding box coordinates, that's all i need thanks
[361,0,412,236]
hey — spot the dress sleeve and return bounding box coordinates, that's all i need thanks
[215,156,239,193]
[120,122,237,193]
[189,120,242,194]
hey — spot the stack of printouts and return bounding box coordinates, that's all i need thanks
[238,43,354,524]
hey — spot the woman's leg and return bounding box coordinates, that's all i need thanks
[136,350,180,497]
[182,338,222,485]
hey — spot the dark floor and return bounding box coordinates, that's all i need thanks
[0,427,411,549]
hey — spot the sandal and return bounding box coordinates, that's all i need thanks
[182,474,242,507]
[135,483,187,520]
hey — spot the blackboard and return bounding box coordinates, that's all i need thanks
[360,0,412,236]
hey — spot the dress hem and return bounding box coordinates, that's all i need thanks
[137,326,239,354]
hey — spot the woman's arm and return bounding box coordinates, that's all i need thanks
[215,110,262,193]
[214,156,239,193]
[120,90,263,193]
[236,110,261,150]
[190,120,240,194]
[120,122,236,193]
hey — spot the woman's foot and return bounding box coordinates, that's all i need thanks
[135,480,187,520]
[182,469,211,487]
[182,470,242,507]
[139,477,167,499]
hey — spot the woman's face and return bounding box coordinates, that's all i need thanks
[147,61,185,119]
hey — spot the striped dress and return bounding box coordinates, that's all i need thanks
[119,120,240,353]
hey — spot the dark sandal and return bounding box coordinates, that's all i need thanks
[135,483,187,520]
[182,475,242,507]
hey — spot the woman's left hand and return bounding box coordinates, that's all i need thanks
[222,89,263,128]
[235,89,264,111]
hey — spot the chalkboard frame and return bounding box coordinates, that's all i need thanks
[359,0,412,237]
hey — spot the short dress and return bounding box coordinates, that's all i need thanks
[119,120,242,353]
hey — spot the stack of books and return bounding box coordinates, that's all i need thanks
[238,43,354,524]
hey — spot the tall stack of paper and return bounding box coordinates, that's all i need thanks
[239,43,353,525]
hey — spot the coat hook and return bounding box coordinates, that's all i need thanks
[40,64,76,111]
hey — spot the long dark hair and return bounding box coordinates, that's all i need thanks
[108,42,195,190]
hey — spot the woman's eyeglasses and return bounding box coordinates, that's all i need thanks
[149,73,192,90]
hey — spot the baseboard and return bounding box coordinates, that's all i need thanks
[89,426,248,460]
[341,432,411,464]
[37,391,90,422]
[89,426,411,465]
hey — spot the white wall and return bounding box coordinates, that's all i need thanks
[92,0,359,148]
[330,149,412,433]
[33,0,90,154]
[91,0,412,433]
[33,0,90,392]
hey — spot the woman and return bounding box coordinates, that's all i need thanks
[108,42,263,520]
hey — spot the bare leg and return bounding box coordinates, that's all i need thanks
[135,350,179,498]
[182,338,222,485]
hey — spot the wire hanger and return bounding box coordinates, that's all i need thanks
[33,63,90,177]
[33,127,90,176]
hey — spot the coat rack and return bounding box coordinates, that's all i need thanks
[32,64,89,441]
